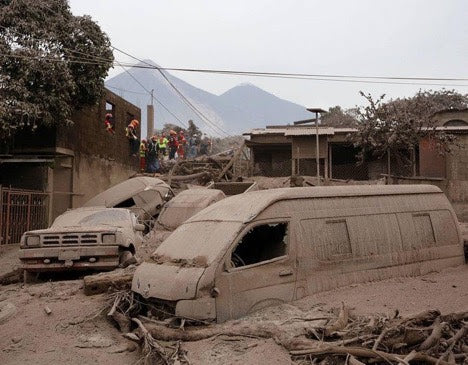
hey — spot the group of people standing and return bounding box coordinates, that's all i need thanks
[138,130,187,173]
[121,117,211,173]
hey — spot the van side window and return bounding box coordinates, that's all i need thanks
[300,218,352,259]
[412,213,435,246]
[325,220,352,255]
[115,197,136,208]
[230,223,288,268]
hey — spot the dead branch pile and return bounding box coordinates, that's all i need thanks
[106,294,468,364]
[135,143,249,189]
[290,307,468,365]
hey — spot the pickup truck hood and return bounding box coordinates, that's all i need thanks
[132,262,205,301]
[26,226,119,235]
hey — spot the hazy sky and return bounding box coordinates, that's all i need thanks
[69,0,467,110]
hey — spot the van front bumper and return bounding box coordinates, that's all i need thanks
[19,246,119,272]
[175,297,216,321]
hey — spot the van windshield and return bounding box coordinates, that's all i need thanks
[155,221,242,266]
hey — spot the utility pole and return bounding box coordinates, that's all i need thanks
[147,89,154,139]
[307,108,327,186]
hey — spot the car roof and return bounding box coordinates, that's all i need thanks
[186,184,442,224]
[83,177,170,207]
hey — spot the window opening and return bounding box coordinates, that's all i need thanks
[114,197,136,208]
[230,222,288,268]
[105,101,116,132]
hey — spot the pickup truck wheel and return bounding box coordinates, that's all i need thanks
[119,250,136,268]
[23,270,39,284]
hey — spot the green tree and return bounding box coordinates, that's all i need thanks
[352,89,468,165]
[0,0,114,139]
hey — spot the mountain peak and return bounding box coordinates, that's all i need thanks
[106,66,311,133]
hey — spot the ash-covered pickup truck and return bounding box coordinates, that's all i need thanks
[19,207,144,282]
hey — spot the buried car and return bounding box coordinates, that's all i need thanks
[20,207,145,281]
[156,188,226,231]
[83,177,174,224]
[156,182,258,232]
[132,185,464,323]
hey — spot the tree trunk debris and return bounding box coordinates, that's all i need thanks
[107,292,468,364]
[83,267,136,296]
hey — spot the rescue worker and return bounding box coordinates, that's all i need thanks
[177,130,186,160]
[188,134,198,158]
[126,119,140,156]
[139,139,147,172]
[168,130,178,160]
[157,132,168,158]
[104,113,115,134]
[146,135,159,173]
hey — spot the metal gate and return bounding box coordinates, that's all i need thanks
[0,187,50,245]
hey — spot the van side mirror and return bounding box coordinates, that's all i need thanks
[135,223,145,232]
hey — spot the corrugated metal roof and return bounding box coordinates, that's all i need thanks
[187,184,442,224]
[284,127,335,136]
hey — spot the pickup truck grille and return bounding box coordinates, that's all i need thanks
[42,233,99,245]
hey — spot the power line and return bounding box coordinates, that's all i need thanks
[106,85,148,95]
[112,46,231,137]
[115,61,188,129]
[1,19,467,84]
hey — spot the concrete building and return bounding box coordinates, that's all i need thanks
[244,109,468,220]
[0,89,141,222]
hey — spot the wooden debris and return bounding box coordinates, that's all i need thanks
[106,295,468,365]
[83,268,135,296]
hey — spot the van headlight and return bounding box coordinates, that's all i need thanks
[25,235,40,247]
[102,233,116,244]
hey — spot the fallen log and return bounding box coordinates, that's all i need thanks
[0,267,22,285]
[83,268,135,296]
[160,171,210,182]
[142,320,280,342]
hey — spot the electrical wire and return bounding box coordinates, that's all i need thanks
[106,85,148,95]
[115,61,188,129]
[112,46,231,137]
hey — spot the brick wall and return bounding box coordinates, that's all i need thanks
[57,89,141,167]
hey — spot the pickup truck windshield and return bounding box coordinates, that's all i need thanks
[52,209,130,228]
[155,221,242,266]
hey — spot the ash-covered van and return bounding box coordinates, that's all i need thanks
[132,185,464,323]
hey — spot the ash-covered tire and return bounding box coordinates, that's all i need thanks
[23,270,39,284]
[119,250,136,268]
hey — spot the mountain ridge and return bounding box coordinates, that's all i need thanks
[105,60,311,135]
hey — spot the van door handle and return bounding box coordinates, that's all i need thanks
[279,269,293,277]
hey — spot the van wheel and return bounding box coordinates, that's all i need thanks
[23,270,39,284]
[119,250,136,268]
